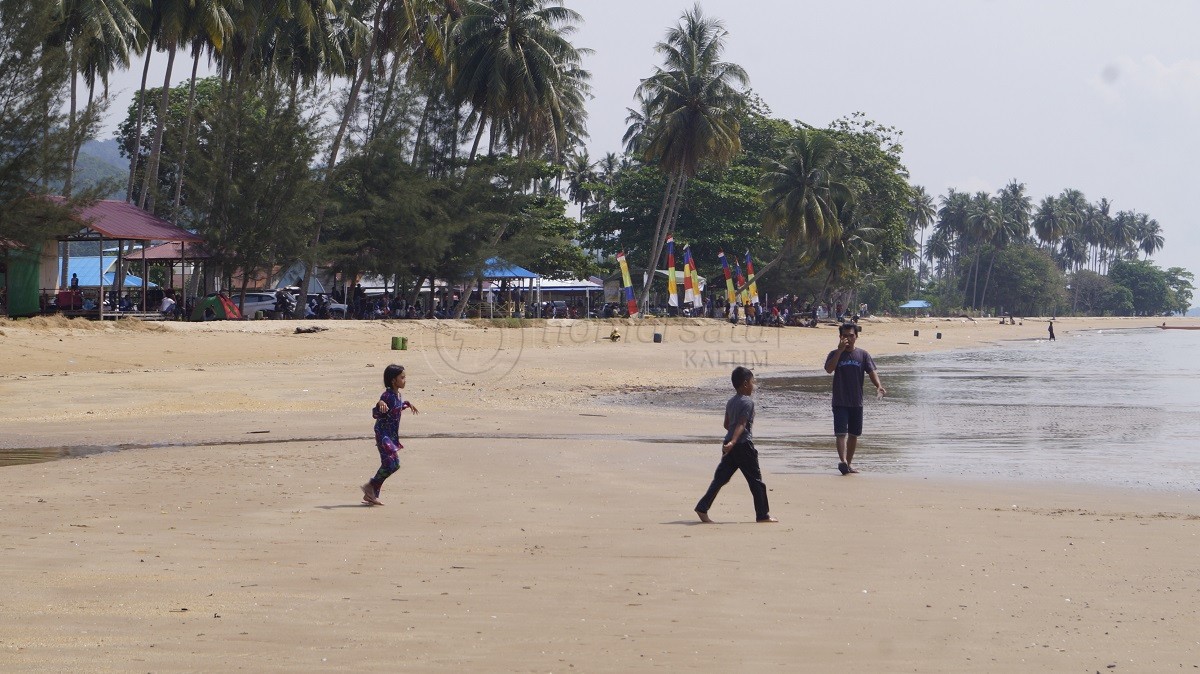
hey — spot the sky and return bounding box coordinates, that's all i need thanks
[99,0,1200,274]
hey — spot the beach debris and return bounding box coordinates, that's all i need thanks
[295,326,327,334]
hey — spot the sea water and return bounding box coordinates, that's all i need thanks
[755,327,1200,491]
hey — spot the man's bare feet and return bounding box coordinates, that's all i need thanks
[757,516,779,523]
[847,465,859,474]
[696,510,713,523]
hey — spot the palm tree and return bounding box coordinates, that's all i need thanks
[754,128,851,282]
[634,3,747,309]
[1032,195,1072,252]
[451,0,587,165]
[48,0,143,199]
[965,191,1000,308]
[906,184,935,292]
[47,0,144,288]
[1135,213,1164,260]
[136,0,191,213]
[932,189,970,301]
[169,0,237,221]
[621,90,657,158]
[563,151,595,219]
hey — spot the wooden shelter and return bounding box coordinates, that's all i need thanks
[51,199,203,319]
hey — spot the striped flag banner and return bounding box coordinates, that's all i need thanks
[617,251,638,317]
[744,251,760,305]
[689,252,703,309]
[666,236,678,307]
[718,250,736,307]
[734,260,750,306]
[681,245,695,307]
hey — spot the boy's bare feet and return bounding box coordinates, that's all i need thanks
[757,516,779,523]
[695,510,713,523]
[847,465,859,474]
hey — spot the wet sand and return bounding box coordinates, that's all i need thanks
[1,314,1198,671]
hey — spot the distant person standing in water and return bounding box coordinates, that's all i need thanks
[824,323,885,475]
[1048,320,1056,341]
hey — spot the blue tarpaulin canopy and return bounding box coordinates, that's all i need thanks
[482,257,539,280]
[899,300,931,309]
[59,256,158,288]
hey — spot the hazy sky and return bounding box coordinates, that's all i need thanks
[100,0,1200,273]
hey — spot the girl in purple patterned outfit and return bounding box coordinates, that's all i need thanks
[361,364,419,505]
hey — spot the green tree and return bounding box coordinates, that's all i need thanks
[1108,259,1170,316]
[0,1,98,249]
[756,128,849,279]
[185,77,323,308]
[1163,267,1194,315]
[634,3,748,309]
[985,244,1065,317]
[451,0,588,164]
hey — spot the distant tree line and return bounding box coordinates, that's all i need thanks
[2,0,1190,317]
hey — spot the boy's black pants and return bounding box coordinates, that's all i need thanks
[695,440,770,520]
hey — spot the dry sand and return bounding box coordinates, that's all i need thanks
[1,314,1198,672]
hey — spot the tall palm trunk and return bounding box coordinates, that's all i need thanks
[170,43,203,223]
[139,43,178,212]
[636,171,681,310]
[127,47,153,202]
[979,251,997,314]
[466,112,487,166]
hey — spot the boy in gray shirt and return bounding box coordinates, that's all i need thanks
[695,367,777,523]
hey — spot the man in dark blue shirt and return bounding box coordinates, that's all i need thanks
[824,323,886,475]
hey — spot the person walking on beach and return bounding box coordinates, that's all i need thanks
[695,366,777,523]
[824,323,885,475]
[1047,320,1056,341]
[361,364,419,505]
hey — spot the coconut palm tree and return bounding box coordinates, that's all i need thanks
[169,0,237,221]
[451,0,587,165]
[564,151,595,219]
[47,0,144,288]
[621,90,658,158]
[136,0,191,213]
[1135,213,1164,260]
[634,3,747,308]
[1032,195,1072,252]
[906,184,935,292]
[753,128,851,282]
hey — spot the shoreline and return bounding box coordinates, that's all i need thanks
[2,314,1198,671]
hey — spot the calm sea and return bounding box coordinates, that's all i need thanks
[753,327,1200,492]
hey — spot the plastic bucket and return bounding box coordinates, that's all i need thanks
[391,336,408,350]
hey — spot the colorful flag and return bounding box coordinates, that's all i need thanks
[734,261,750,306]
[682,245,695,307]
[689,252,703,309]
[744,251,760,306]
[617,251,638,317]
[718,250,736,307]
[666,236,678,307]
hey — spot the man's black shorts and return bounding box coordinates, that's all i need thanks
[832,405,863,436]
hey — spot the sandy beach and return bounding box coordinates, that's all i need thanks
[1,314,1198,672]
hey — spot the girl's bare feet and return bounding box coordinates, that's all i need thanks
[696,510,713,523]
[361,484,383,505]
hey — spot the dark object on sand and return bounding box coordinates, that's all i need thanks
[294,326,327,334]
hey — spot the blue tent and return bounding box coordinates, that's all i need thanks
[482,257,539,280]
[898,300,931,309]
